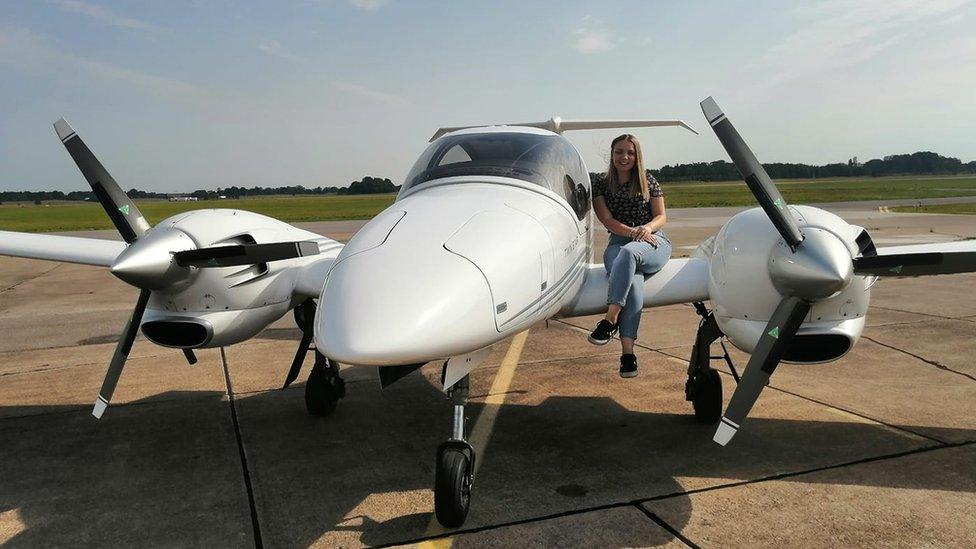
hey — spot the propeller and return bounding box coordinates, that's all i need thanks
[54,119,320,418]
[174,240,320,268]
[93,290,150,418]
[713,297,810,445]
[54,119,150,243]
[55,119,156,419]
[701,98,828,446]
[702,97,976,445]
[852,251,976,277]
[700,98,804,251]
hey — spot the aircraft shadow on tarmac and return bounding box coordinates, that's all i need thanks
[1,368,973,548]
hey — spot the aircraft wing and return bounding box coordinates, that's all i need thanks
[0,230,125,267]
[872,239,976,256]
[560,257,710,318]
[293,255,340,298]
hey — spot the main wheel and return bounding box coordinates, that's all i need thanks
[434,446,472,528]
[690,368,722,424]
[305,360,344,416]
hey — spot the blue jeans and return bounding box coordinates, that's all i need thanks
[603,232,672,340]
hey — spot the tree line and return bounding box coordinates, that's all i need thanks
[0,176,399,203]
[3,152,976,203]
[644,151,976,182]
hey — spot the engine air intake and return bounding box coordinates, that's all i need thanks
[783,334,851,363]
[141,320,212,348]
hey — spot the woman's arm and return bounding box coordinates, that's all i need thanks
[593,196,635,237]
[633,196,667,242]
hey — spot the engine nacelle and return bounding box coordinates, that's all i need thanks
[700,205,870,363]
[132,209,338,348]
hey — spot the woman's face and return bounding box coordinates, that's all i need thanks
[612,140,637,174]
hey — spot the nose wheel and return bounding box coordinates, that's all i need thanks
[305,352,345,416]
[434,373,476,528]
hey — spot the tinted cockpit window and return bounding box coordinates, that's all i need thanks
[402,132,582,194]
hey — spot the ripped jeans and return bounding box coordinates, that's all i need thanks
[603,232,672,340]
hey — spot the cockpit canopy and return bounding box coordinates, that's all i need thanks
[400,131,591,219]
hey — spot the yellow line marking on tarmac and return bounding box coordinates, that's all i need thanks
[417,329,530,548]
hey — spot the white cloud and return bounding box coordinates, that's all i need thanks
[758,0,973,85]
[346,0,391,11]
[51,0,164,37]
[573,16,617,54]
[0,25,239,117]
[258,38,305,62]
[334,81,408,106]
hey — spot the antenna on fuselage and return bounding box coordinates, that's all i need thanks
[429,117,699,142]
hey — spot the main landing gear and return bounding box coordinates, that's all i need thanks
[685,302,739,423]
[281,299,346,416]
[434,373,475,528]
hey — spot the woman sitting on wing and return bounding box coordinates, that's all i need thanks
[588,134,672,378]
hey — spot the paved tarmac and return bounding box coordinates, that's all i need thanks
[1,203,975,547]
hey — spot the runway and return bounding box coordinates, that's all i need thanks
[1,203,975,547]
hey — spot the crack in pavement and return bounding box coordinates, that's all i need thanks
[860,335,976,383]
[380,441,975,548]
[649,347,943,443]
[0,264,61,294]
[869,304,976,323]
[220,347,264,549]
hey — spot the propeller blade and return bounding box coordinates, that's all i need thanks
[700,97,804,251]
[714,296,811,446]
[93,289,151,419]
[282,300,317,390]
[853,251,976,277]
[174,241,320,268]
[53,119,150,243]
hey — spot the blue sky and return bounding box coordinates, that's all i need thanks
[2,0,975,192]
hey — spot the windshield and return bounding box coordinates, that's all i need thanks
[402,132,575,192]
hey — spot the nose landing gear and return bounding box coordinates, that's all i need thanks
[434,374,475,528]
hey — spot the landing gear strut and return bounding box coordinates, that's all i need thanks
[434,372,475,528]
[305,351,345,416]
[685,302,737,423]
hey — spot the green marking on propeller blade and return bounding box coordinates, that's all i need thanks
[773,198,785,209]
[889,265,902,274]
[118,204,130,215]
[768,326,780,339]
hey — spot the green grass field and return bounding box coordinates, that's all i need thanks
[890,203,976,215]
[3,175,976,233]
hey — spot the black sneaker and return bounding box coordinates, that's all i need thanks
[587,319,618,345]
[619,354,638,378]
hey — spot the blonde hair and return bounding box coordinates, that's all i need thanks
[605,134,650,200]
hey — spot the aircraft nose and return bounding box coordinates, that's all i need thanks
[315,243,496,366]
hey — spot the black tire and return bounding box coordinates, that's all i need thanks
[434,448,472,528]
[304,362,342,416]
[691,368,722,424]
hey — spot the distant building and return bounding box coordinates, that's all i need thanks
[168,195,199,202]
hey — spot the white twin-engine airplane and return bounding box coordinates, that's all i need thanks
[2,98,975,527]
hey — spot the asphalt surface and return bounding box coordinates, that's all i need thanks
[2,203,975,547]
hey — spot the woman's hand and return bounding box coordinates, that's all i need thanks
[631,225,657,245]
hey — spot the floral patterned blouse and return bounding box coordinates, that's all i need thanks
[591,172,664,229]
